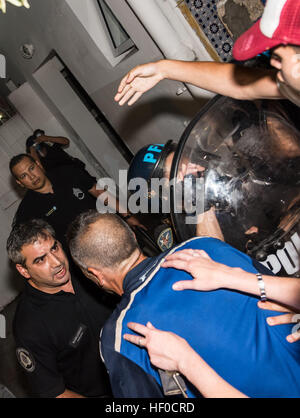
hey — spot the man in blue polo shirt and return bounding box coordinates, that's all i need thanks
[67,211,300,398]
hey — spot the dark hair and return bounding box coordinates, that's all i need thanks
[9,154,36,177]
[7,219,55,266]
[67,210,139,270]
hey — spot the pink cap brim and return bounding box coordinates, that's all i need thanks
[233,20,281,61]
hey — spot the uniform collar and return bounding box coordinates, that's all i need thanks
[24,169,56,197]
[122,252,166,295]
[24,276,77,300]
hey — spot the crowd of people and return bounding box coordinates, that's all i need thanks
[4,0,300,398]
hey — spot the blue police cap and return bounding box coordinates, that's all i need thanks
[128,141,175,185]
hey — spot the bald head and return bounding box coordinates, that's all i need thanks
[67,211,139,272]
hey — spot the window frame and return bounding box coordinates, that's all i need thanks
[96,0,135,58]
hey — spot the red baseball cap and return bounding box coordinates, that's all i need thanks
[233,0,300,61]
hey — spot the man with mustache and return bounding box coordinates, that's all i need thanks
[7,219,113,398]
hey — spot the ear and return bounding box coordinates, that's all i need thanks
[16,264,30,279]
[15,179,24,188]
[133,232,138,243]
[86,267,105,288]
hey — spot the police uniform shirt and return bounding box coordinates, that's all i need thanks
[37,143,78,172]
[100,237,300,398]
[13,164,97,247]
[13,274,113,398]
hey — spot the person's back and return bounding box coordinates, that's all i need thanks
[101,237,300,398]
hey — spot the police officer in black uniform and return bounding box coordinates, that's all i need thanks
[10,153,99,249]
[9,153,139,250]
[7,219,113,398]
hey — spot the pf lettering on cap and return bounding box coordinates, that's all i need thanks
[143,153,157,164]
[143,145,163,164]
[148,145,163,153]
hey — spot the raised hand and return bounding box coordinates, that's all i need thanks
[0,0,30,13]
[114,62,164,106]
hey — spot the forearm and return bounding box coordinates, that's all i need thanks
[158,60,281,100]
[196,208,224,241]
[178,347,247,398]
[218,267,300,311]
[42,135,69,146]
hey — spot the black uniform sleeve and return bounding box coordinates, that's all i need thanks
[51,143,63,150]
[55,164,96,192]
[102,346,163,398]
[14,321,65,398]
[12,194,38,228]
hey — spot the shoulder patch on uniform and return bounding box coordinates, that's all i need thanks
[157,227,173,251]
[16,348,36,373]
[73,188,85,200]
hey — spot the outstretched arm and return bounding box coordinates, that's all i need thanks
[162,249,300,343]
[124,322,247,398]
[162,249,300,311]
[115,60,282,106]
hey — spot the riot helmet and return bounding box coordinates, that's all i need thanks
[128,141,176,184]
[169,95,300,277]
[127,140,177,209]
[127,140,177,251]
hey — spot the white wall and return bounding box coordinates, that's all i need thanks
[9,81,103,179]
[0,115,32,310]
[32,56,128,183]
[0,0,202,152]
